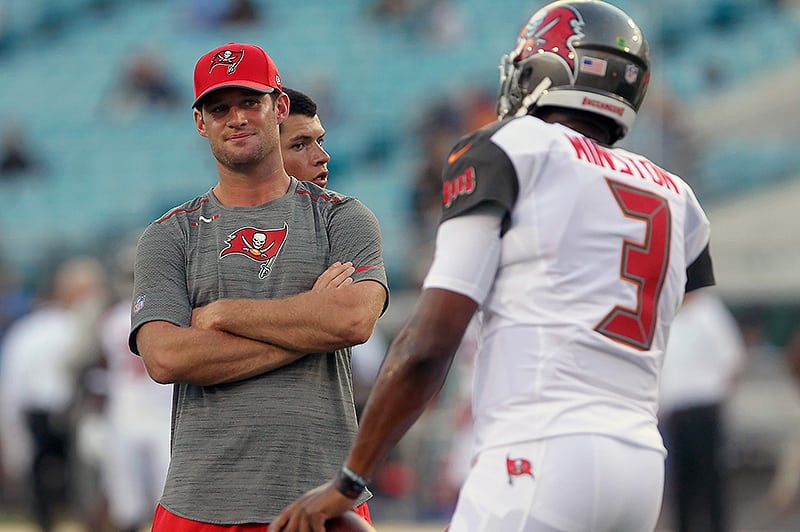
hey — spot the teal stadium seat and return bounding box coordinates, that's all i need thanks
[0,0,798,284]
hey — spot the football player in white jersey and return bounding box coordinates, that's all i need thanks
[273,1,714,531]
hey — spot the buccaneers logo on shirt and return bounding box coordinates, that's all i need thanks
[220,224,288,279]
[515,5,585,77]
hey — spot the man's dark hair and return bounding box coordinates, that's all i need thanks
[284,88,317,118]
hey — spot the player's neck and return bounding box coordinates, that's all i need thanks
[538,110,613,145]
[214,167,292,206]
[563,119,612,146]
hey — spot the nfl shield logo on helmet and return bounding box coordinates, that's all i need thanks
[625,64,640,84]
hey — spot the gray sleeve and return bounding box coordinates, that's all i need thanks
[128,220,193,354]
[327,198,389,309]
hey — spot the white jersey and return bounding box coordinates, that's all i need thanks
[101,300,172,436]
[658,289,745,414]
[100,300,172,528]
[425,116,713,456]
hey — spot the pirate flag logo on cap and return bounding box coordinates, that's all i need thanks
[209,48,245,75]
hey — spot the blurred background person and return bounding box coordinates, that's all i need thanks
[659,288,747,532]
[0,123,43,180]
[180,0,263,30]
[722,313,800,523]
[223,0,262,26]
[0,256,107,532]
[98,242,172,532]
[0,260,32,346]
[102,47,180,123]
[768,329,800,513]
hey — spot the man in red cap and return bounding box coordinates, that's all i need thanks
[128,42,388,531]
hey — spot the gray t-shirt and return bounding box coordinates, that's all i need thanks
[129,178,387,524]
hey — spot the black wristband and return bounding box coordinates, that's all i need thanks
[335,465,368,499]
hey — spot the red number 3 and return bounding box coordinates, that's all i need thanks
[595,180,671,350]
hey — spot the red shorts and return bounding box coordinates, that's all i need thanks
[152,502,372,531]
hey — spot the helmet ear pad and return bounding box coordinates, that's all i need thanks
[505,54,575,118]
[517,55,574,96]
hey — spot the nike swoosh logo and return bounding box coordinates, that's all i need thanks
[355,265,377,272]
[447,143,472,164]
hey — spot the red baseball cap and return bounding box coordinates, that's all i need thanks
[192,42,282,108]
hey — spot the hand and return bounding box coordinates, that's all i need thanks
[270,481,355,532]
[313,261,354,291]
[192,300,225,330]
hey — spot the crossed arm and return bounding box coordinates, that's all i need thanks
[135,262,386,386]
[192,268,385,353]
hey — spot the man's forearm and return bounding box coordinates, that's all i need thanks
[195,282,385,352]
[137,321,307,386]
